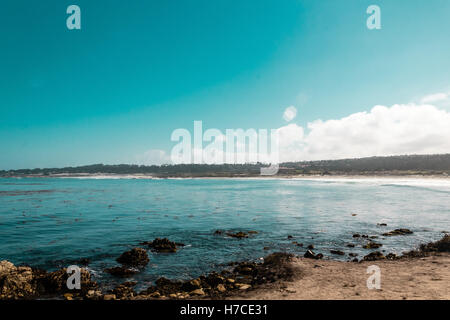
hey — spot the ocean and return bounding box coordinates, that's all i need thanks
[0,177,449,290]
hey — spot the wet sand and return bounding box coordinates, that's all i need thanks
[233,253,450,300]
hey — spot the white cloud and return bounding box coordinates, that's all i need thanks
[421,92,449,104]
[282,106,297,122]
[146,103,450,165]
[277,104,450,162]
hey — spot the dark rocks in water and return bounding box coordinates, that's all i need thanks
[348,253,358,257]
[377,223,388,227]
[346,244,355,248]
[287,235,293,239]
[307,244,314,249]
[403,234,450,258]
[116,248,149,267]
[104,266,138,277]
[363,241,383,249]
[292,241,303,247]
[141,238,184,253]
[216,230,258,239]
[122,281,137,287]
[226,231,249,239]
[361,235,369,238]
[363,251,385,261]
[304,250,322,259]
[330,250,345,255]
[263,246,270,250]
[352,234,360,238]
[385,253,398,260]
[383,229,413,236]
[351,258,359,263]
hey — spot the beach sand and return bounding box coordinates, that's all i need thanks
[232,253,450,300]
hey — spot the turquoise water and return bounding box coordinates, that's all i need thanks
[0,177,449,290]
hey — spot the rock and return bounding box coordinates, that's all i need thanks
[169,293,177,298]
[116,248,149,267]
[383,229,413,236]
[205,273,224,286]
[352,258,359,262]
[287,235,293,239]
[104,266,138,277]
[216,284,226,293]
[214,230,224,235]
[181,279,201,291]
[64,293,73,300]
[35,266,97,296]
[190,288,205,296]
[236,284,251,290]
[351,213,357,216]
[226,278,235,283]
[377,223,387,226]
[0,261,35,299]
[352,234,360,238]
[103,294,116,300]
[330,250,345,255]
[141,238,184,253]
[386,253,397,260]
[363,241,383,249]
[304,250,322,259]
[263,246,270,250]
[348,253,358,257]
[226,231,248,239]
[346,244,355,248]
[363,252,385,261]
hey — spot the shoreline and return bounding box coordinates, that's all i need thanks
[1,235,449,300]
[2,173,450,180]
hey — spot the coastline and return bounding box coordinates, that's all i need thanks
[1,235,449,300]
[2,173,450,180]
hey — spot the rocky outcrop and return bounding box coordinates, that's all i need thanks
[116,248,149,267]
[382,229,413,236]
[362,241,383,249]
[363,252,385,261]
[0,261,35,299]
[0,260,97,300]
[141,238,184,253]
[136,252,294,299]
[304,250,323,259]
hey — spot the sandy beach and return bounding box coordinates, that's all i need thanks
[234,253,450,300]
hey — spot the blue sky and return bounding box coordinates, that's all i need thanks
[1,0,450,169]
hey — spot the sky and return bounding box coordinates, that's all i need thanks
[1,0,450,169]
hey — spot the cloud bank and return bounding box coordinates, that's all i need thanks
[277,103,450,162]
[142,103,450,165]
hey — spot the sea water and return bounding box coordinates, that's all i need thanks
[0,177,449,290]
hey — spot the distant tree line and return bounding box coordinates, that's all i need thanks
[1,154,450,177]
